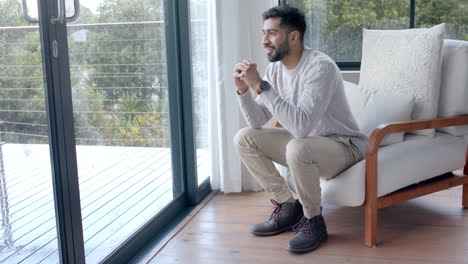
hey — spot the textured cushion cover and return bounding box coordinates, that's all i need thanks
[359,24,446,135]
[321,133,467,206]
[437,39,468,136]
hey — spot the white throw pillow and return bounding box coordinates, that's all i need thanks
[437,39,468,136]
[359,90,415,146]
[359,24,445,136]
[343,80,369,125]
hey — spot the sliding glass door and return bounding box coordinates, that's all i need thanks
[1,0,208,263]
[65,1,177,262]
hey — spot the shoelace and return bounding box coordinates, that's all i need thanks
[269,199,284,221]
[292,216,315,235]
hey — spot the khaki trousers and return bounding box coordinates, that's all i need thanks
[234,127,363,218]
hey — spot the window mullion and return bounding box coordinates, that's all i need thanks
[410,0,415,28]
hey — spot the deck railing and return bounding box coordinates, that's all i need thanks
[0,20,208,148]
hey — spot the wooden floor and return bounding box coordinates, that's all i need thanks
[0,144,209,264]
[147,187,468,264]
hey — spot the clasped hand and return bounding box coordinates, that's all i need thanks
[232,60,262,94]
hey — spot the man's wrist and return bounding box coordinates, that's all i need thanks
[253,80,262,91]
[237,88,248,95]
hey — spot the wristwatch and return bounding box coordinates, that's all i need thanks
[256,80,271,94]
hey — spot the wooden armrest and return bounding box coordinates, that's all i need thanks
[366,116,468,156]
[274,116,468,155]
[274,116,468,154]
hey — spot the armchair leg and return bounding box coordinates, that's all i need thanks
[463,184,468,209]
[364,203,378,247]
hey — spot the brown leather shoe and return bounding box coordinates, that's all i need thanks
[287,215,328,253]
[250,199,303,236]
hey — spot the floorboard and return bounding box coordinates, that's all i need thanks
[147,188,468,264]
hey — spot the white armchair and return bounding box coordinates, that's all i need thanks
[274,36,468,247]
[333,32,468,247]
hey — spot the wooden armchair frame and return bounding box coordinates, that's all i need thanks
[273,115,468,247]
[363,115,468,247]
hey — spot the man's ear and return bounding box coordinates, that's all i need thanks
[289,30,300,44]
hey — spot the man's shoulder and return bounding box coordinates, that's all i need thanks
[303,49,336,68]
[301,50,339,77]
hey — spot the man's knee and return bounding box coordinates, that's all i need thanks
[233,127,258,150]
[286,138,315,164]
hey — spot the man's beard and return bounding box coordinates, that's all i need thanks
[266,39,290,62]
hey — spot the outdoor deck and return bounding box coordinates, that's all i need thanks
[0,144,209,263]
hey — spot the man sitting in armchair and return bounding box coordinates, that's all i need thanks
[232,5,367,253]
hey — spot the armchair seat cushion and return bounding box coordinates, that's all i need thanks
[321,132,467,207]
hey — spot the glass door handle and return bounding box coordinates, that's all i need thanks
[51,0,65,24]
[65,0,80,22]
[21,0,39,23]
[21,0,80,24]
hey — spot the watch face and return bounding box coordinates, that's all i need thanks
[261,80,271,91]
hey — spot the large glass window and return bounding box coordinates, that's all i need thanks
[415,0,468,40]
[287,0,410,63]
[286,0,468,66]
